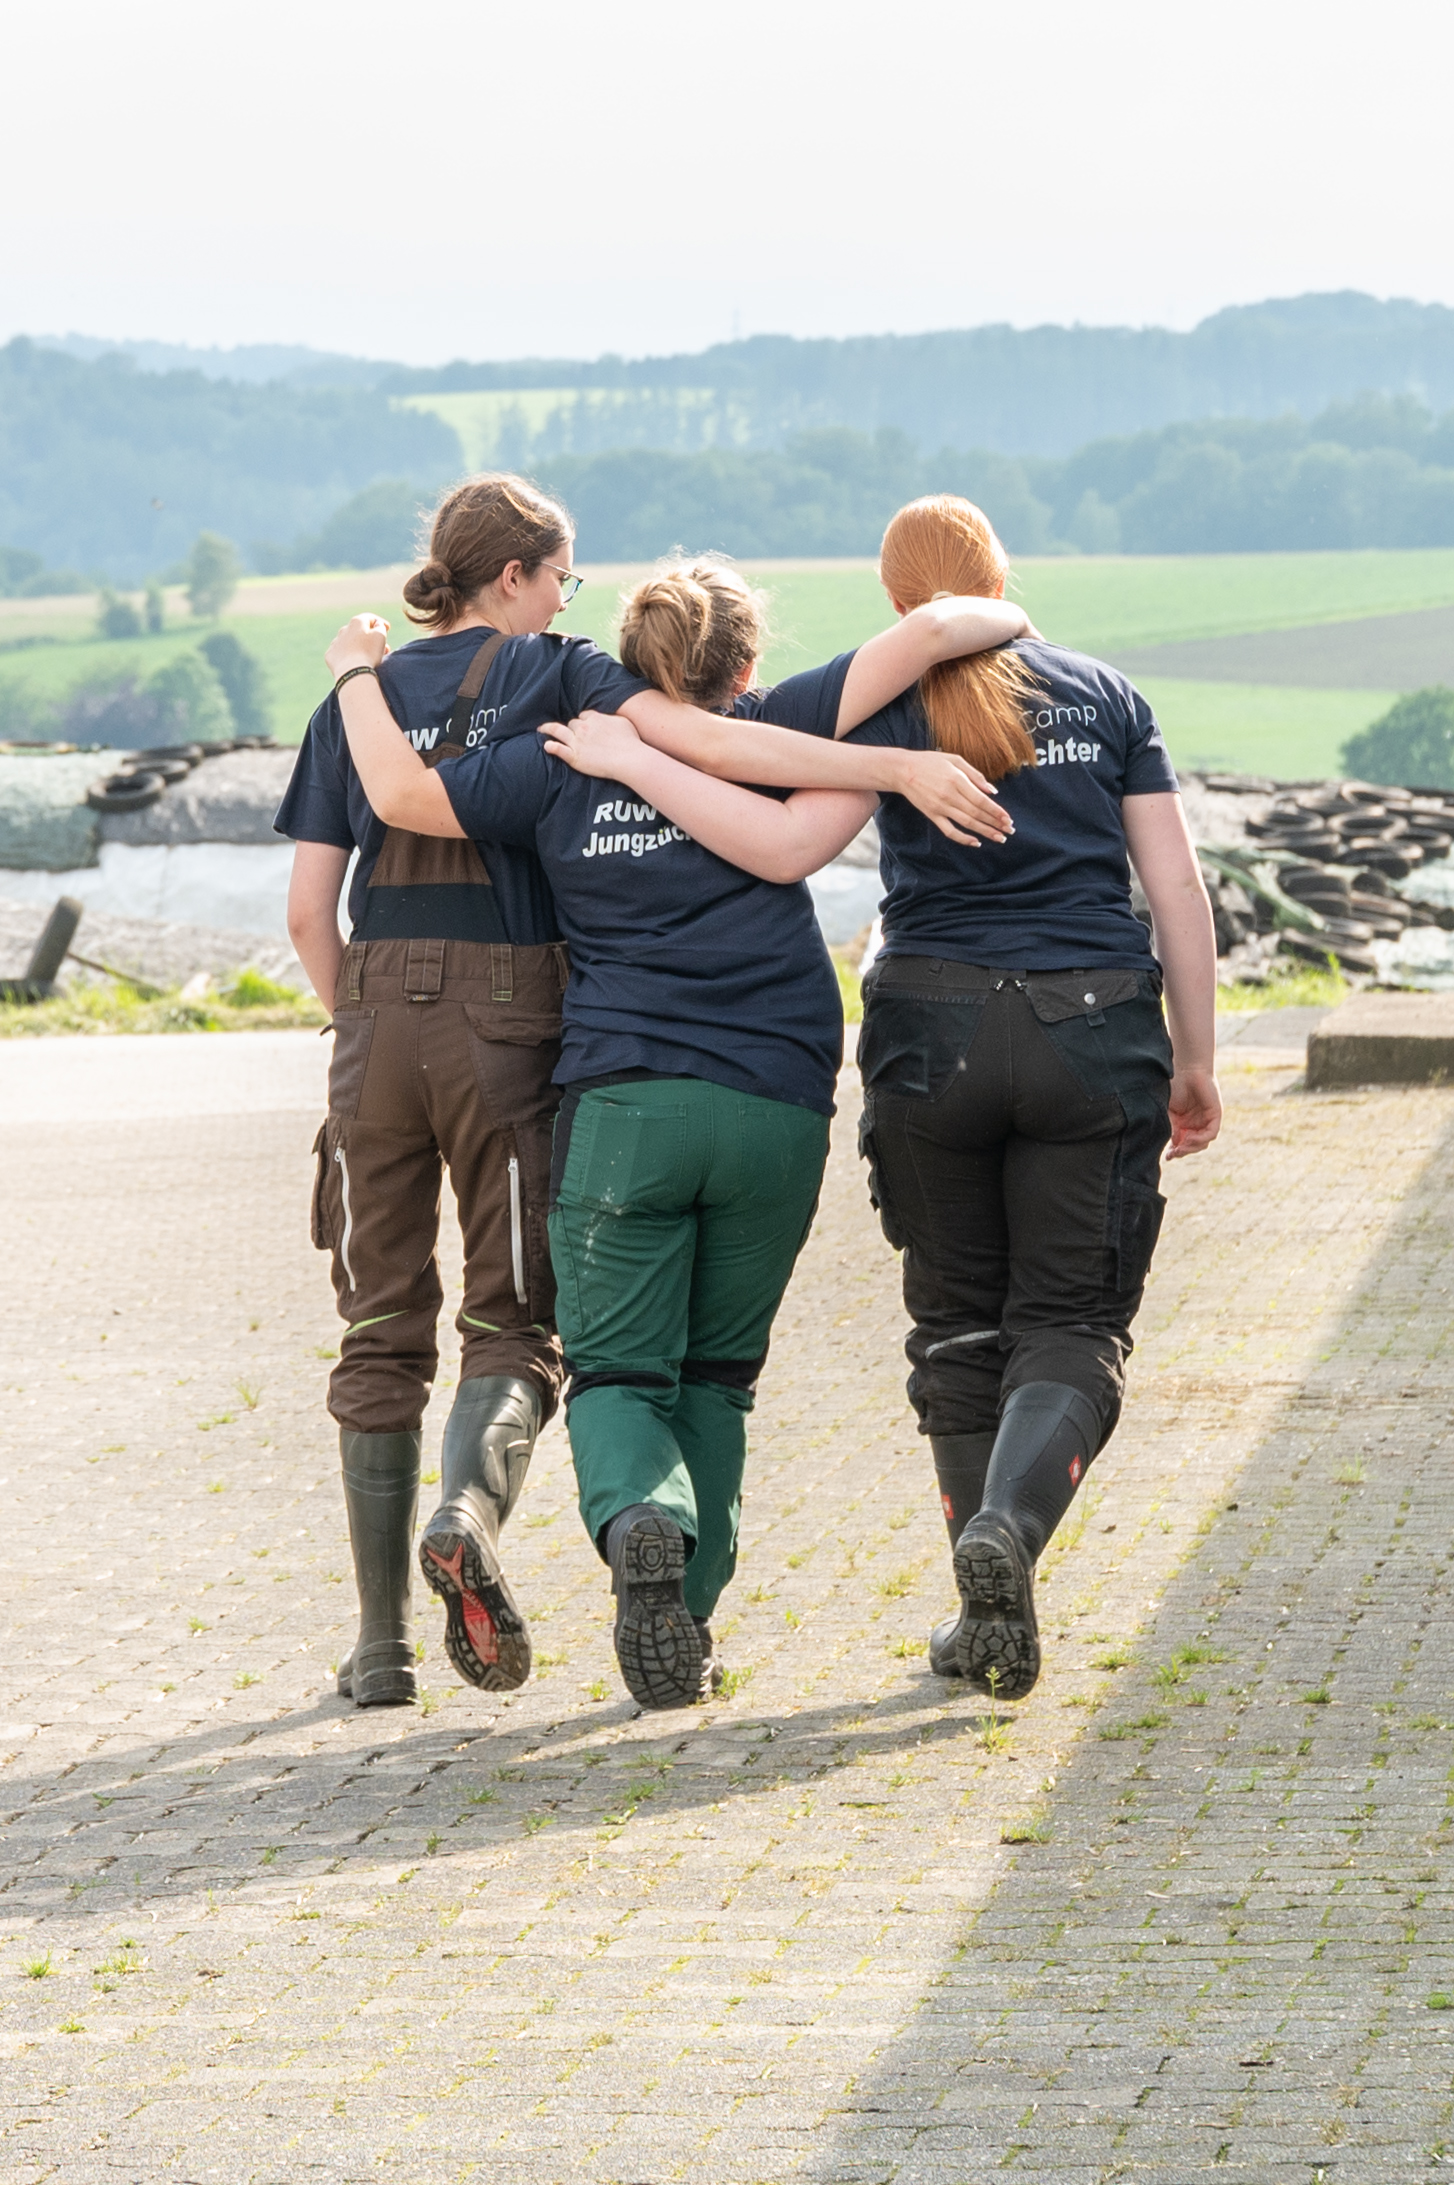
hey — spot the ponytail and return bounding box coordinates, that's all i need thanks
[879,496,1039,780]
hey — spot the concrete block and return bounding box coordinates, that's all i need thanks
[1306,991,1454,1087]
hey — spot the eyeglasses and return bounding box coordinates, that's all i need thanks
[543,562,583,605]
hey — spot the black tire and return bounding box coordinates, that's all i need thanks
[86,769,166,812]
[129,743,203,767]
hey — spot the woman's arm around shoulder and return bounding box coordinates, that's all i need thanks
[834,595,1037,732]
[325,616,465,835]
[544,712,876,882]
[1122,792,1222,1159]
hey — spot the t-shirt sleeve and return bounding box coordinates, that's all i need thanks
[272,701,355,847]
[1121,684,1180,796]
[439,733,551,846]
[841,693,922,750]
[734,653,856,740]
[560,638,650,717]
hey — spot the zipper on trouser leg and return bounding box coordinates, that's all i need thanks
[508,1154,526,1305]
[334,1146,357,1293]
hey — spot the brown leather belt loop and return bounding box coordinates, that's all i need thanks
[552,943,570,991]
[403,937,446,1001]
[343,941,366,1003]
[490,943,513,1003]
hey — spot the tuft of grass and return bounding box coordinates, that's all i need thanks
[425,1833,441,1855]
[234,1380,261,1411]
[1303,1686,1332,1705]
[258,1847,278,1866]
[188,1615,208,1633]
[1335,1459,1367,1485]
[874,1567,919,1599]
[1001,1810,1051,1844]
[890,1633,926,1658]
[233,1670,260,1690]
[1217,959,1348,1013]
[206,1480,226,1494]
[522,1814,554,1836]
[1092,1645,1135,1672]
[23,1953,53,1979]
[717,1664,755,1699]
[585,1678,609,1702]
[58,2017,85,2034]
[1429,1993,1454,2010]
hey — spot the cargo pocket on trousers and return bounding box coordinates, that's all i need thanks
[859,1105,909,1251]
[1109,1182,1166,1296]
[310,1123,334,1251]
[327,1011,376,1120]
[510,1119,556,1321]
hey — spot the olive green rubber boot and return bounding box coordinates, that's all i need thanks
[337,1429,420,1707]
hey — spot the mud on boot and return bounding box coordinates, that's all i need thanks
[418,1376,539,1692]
[950,1509,1041,1700]
[607,1505,702,1710]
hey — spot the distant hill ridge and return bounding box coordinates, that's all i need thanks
[40,293,1454,456]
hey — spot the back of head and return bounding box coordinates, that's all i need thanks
[618,556,768,709]
[402,473,572,630]
[879,495,1038,780]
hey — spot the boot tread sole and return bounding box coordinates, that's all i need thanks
[614,1513,702,1711]
[951,1514,1042,1701]
[419,1512,531,1692]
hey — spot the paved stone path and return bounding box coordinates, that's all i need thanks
[2,1035,1451,2182]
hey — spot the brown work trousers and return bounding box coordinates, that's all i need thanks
[310,937,568,1436]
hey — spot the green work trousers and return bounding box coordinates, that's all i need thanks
[549,1077,830,1618]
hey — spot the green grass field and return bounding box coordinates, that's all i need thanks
[2,548,1444,770]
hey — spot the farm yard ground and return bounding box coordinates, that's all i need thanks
[2,1032,1453,2180]
[4,547,1454,774]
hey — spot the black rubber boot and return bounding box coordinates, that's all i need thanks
[418,1375,539,1692]
[337,1429,420,1707]
[927,1431,996,1676]
[951,1382,1101,1700]
[606,1504,703,1710]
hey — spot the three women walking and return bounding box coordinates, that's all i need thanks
[279,468,1219,1714]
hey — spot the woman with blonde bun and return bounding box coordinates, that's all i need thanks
[551,496,1221,1707]
[319,546,1033,1710]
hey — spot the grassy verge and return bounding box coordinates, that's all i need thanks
[1215,960,1349,1012]
[0,968,328,1038]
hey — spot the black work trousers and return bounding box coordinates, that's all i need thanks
[858,954,1173,1448]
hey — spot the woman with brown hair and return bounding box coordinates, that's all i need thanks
[549,494,1221,1703]
[281,477,1026,1710]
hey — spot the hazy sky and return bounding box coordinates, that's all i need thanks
[4,0,1449,364]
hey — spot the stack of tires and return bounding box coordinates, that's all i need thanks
[85,738,278,815]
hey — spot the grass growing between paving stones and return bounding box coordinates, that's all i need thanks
[0,968,327,1036]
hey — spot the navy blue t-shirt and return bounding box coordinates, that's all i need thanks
[272,628,647,944]
[438,657,854,1114]
[843,639,1178,969]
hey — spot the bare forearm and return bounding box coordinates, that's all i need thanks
[623,689,909,791]
[291,914,346,1006]
[1149,883,1217,1072]
[593,742,852,883]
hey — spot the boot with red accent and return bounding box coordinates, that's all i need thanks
[337,1428,420,1707]
[418,1376,539,1692]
